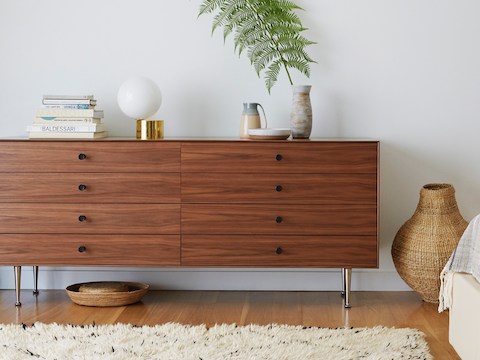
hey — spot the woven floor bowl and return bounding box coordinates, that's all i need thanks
[66,281,149,307]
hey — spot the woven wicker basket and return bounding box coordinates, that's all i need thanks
[391,183,468,303]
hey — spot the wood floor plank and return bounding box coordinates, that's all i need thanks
[0,290,459,359]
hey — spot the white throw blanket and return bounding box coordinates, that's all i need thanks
[438,214,480,312]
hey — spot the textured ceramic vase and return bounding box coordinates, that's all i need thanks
[391,183,468,303]
[290,85,312,139]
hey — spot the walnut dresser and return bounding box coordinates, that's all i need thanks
[0,138,379,308]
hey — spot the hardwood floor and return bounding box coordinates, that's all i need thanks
[0,290,458,359]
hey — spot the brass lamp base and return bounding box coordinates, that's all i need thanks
[136,120,164,140]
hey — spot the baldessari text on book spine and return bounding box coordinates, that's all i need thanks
[27,124,105,133]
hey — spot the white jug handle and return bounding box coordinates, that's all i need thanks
[257,104,268,129]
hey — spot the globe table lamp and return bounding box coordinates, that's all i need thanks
[117,76,164,139]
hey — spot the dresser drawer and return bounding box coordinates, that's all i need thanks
[0,234,180,266]
[182,142,378,173]
[182,173,377,204]
[0,141,180,173]
[182,235,378,267]
[0,204,180,234]
[0,173,180,203]
[182,204,377,235]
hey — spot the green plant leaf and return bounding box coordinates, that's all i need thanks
[265,60,282,93]
[198,0,223,16]
[212,0,238,33]
[198,0,316,92]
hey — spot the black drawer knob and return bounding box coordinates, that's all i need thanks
[275,154,283,161]
[78,153,87,160]
[78,184,87,191]
[275,216,283,223]
[275,185,283,192]
[78,246,87,253]
[78,215,87,222]
[275,247,283,255]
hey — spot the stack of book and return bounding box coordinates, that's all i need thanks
[27,95,107,139]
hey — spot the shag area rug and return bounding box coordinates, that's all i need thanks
[0,322,432,360]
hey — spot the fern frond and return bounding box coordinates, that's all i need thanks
[248,39,274,60]
[234,19,264,54]
[211,0,238,33]
[198,0,316,92]
[265,60,282,93]
[198,0,223,16]
[248,40,276,71]
[284,58,311,77]
[261,9,301,27]
[223,7,250,40]
[253,46,277,75]
[275,0,303,11]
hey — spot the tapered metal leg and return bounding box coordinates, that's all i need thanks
[343,268,352,308]
[33,266,39,295]
[341,268,345,297]
[14,266,21,306]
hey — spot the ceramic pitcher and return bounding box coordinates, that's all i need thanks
[240,103,267,138]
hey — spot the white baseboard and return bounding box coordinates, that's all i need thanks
[0,267,411,291]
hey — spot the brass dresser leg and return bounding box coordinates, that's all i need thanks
[33,266,39,295]
[14,266,21,306]
[342,268,352,308]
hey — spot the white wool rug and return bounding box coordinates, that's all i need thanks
[0,322,431,360]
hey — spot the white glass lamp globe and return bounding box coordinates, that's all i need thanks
[117,76,162,120]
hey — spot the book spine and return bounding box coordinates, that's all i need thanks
[41,104,95,109]
[43,95,94,100]
[34,117,102,123]
[27,124,103,133]
[42,99,97,105]
[36,109,103,117]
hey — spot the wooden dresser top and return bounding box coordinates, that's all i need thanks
[0,137,379,143]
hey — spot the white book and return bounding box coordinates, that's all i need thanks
[27,124,106,133]
[42,99,97,105]
[34,117,102,124]
[43,95,95,100]
[41,104,95,109]
[35,109,104,118]
[28,131,108,139]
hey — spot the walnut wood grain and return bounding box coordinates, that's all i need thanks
[0,141,180,173]
[182,173,377,204]
[0,173,180,203]
[0,139,379,273]
[182,235,378,267]
[0,204,180,234]
[182,142,378,173]
[0,234,180,266]
[182,204,377,236]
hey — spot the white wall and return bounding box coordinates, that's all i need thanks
[1,0,479,291]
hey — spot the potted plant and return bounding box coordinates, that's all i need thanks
[198,0,316,138]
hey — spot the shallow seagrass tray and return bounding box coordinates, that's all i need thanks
[66,281,149,307]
